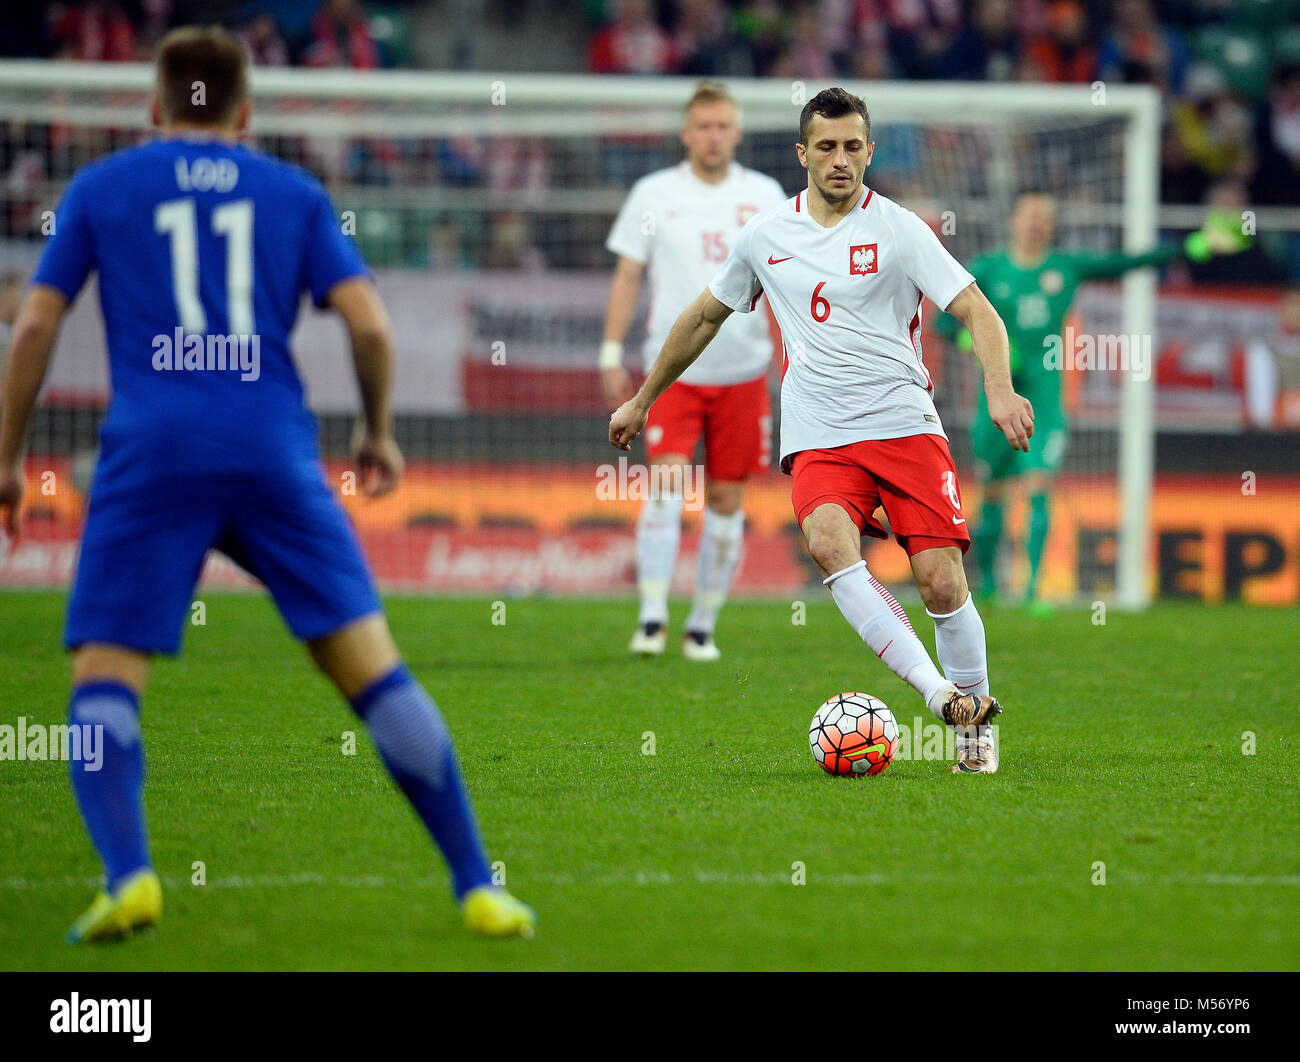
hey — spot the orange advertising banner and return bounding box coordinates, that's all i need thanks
[4,462,1297,604]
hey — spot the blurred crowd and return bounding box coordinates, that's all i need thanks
[3,0,1297,211]
[589,0,1300,208]
[2,1,399,70]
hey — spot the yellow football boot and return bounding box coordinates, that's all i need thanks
[461,886,536,940]
[65,868,162,944]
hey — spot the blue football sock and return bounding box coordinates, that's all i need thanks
[68,681,150,892]
[350,665,493,899]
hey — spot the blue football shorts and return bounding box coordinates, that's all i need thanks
[65,464,381,654]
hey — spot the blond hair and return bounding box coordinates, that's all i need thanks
[685,81,740,120]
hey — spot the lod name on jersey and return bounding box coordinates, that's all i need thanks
[173,155,239,192]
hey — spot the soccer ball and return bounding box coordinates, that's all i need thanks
[809,692,900,776]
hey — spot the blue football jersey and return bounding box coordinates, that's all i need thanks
[34,137,368,485]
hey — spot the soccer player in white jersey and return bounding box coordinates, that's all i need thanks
[610,87,1035,774]
[601,82,786,662]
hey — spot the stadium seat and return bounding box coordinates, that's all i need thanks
[1235,0,1300,30]
[1272,26,1300,69]
[1193,27,1271,98]
[354,206,435,269]
[1191,25,1225,65]
[366,7,413,68]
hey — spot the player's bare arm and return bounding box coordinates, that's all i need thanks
[608,287,733,450]
[599,255,644,407]
[0,284,68,537]
[946,281,1034,452]
[329,276,403,498]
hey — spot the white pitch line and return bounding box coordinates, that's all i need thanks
[3,871,1299,890]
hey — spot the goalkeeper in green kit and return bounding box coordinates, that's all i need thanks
[940,192,1249,611]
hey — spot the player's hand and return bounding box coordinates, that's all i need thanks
[609,398,648,451]
[987,386,1034,452]
[353,434,404,498]
[1186,209,1253,260]
[601,367,635,408]
[0,466,24,539]
[1202,216,1252,255]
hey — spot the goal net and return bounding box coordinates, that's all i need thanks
[0,65,1158,608]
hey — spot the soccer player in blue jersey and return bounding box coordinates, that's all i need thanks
[0,27,534,942]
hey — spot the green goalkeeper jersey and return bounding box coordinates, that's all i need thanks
[956,246,1175,419]
[939,245,1175,480]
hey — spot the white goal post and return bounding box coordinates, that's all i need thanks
[0,63,1158,608]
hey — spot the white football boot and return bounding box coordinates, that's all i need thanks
[629,622,667,656]
[953,730,999,774]
[682,631,721,662]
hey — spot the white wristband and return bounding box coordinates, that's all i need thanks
[599,339,624,370]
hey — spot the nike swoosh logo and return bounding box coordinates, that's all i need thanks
[767,255,794,264]
[843,742,888,761]
[955,681,982,690]
[952,516,966,524]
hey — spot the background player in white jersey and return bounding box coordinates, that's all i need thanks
[601,82,786,662]
[610,88,1035,774]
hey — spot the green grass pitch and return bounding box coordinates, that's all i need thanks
[1,591,1296,971]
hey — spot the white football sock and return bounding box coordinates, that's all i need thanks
[636,493,683,627]
[824,561,954,718]
[927,592,989,698]
[685,508,744,636]
[929,592,995,748]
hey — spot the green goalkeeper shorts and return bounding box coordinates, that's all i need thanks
[972,411,1067,483]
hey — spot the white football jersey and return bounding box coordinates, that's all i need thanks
[606,161,787,386]
[708,185,974,470]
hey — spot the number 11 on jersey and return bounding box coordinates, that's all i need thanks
[154,197,255,336]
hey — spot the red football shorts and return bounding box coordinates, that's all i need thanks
[645,375,771,482]
[790,434,971,556]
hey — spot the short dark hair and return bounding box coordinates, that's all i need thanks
[155,26,249,126]
[799,87,871,144]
